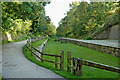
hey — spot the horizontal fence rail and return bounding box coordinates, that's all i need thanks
[26,37,64,70]
[31,44,43,54]
[79,59,120,73]
[43,53,60,57]
[26,45,42,61]
[67,51,120,76]
[43,59,55,63]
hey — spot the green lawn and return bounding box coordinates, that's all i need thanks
[45,39,119,67]
[0,73,2,80]
[23,38,119,79]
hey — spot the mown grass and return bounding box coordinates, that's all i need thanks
[0,73,3,80]
[0,77,2,80]
[45,39,119,67]
[23,38,119,79]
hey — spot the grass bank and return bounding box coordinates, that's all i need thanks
[23,38,119,79]
[0,73,3,80]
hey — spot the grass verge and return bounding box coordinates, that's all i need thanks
[0,73,3,80]
[23,38,119,79]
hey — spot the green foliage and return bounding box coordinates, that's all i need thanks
[45,22,56,37]
[0,73,2,80]
[57,2,119,39]
[2,2,56,43]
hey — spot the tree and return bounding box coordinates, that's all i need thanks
[2,2,55,41]
[57,2,119,39]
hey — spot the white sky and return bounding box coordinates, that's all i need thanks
[45,0,90,27]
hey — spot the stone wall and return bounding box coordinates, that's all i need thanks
[109,24,119,40]
[93,28,110,39]
[93,24,119,40]
[61,38,120,57]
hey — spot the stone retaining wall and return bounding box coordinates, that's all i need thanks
[61,38,120,57]
[93,24,119,40]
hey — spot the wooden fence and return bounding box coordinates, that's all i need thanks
[26,38,120,76]
[67,51,120,76]
[26,38,64,70]
[27,36,46,43]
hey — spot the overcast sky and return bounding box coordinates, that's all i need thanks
[45,0,90,27]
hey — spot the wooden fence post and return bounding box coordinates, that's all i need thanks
[73,58,78,75]
[35,37,36,42]
[31,45,33,56]
[28,38,30,47]
[29,38,31,43]
[67,51,71,72]
[41,44,44,62]
[77,58,82,76]
[31,37,32,43]
[32,37,34,43]
[41,53,43,62]
[55,54,58,69]
[27,40,28,52]
[37,37,38,41]
[32,37,33,42]
[73,57,75,75]
[75,58,78,75]
[33,38,34,42]
[60,50,64,70]
[33,37,34,42]
[32,37,35,42]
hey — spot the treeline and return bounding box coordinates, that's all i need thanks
[2,2,56,42]
[56,2,119,39]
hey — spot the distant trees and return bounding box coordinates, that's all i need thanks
[57,2,119,39]
[2,2,56,41]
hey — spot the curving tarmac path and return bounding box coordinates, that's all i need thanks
[2,40,65,79]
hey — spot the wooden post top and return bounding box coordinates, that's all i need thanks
[60,50,64,53]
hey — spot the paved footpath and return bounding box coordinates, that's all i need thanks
[2,40,65,79]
